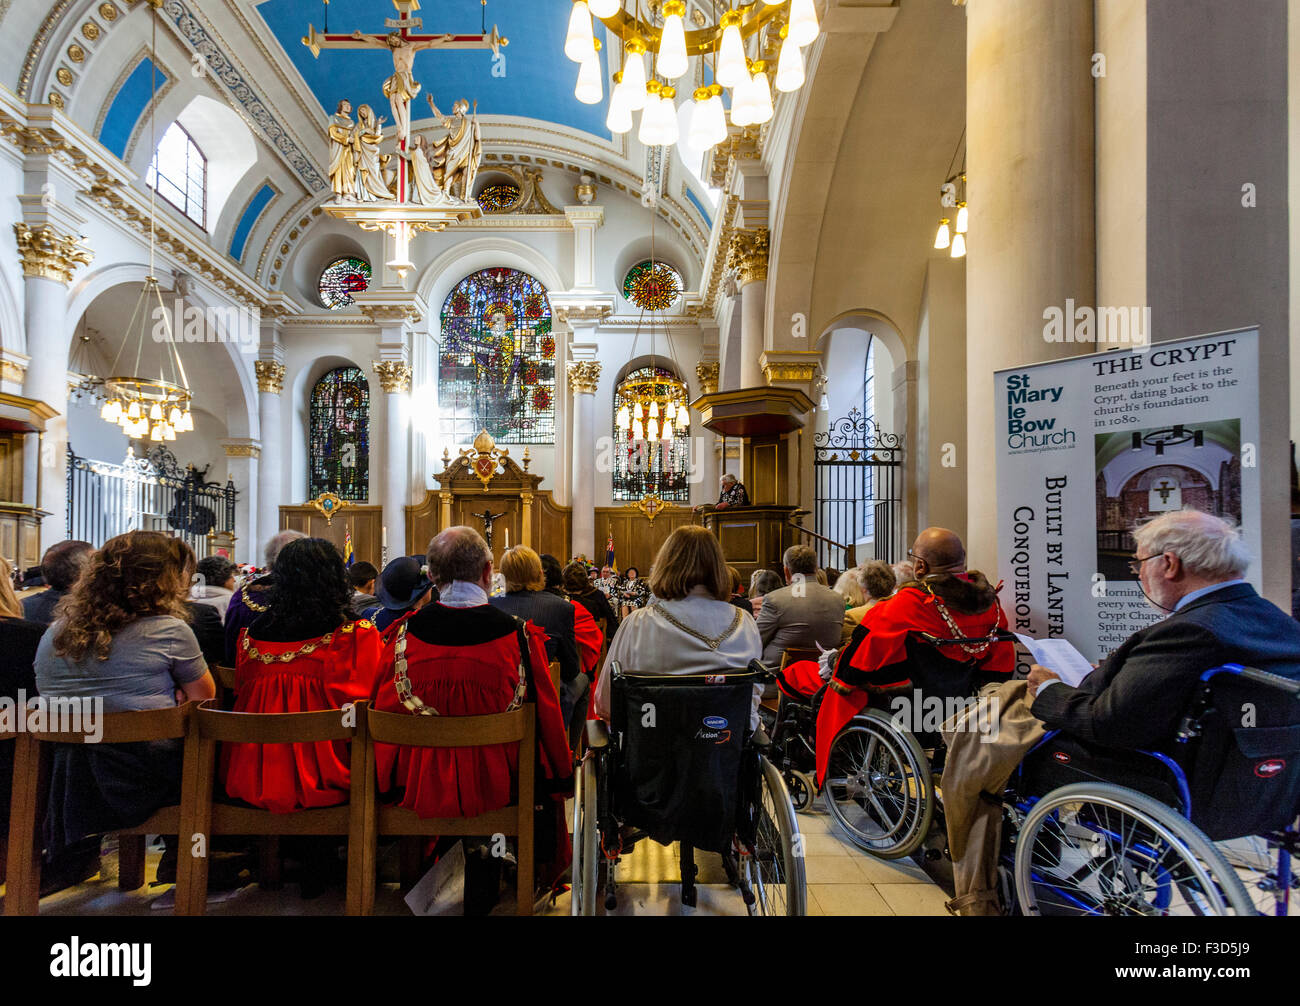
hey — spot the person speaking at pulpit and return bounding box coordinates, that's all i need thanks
[696,473,749,512]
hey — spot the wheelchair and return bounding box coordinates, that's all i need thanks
[570,661,807,916]
[763,655,827,815]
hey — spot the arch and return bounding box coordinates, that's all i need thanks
[417,238,564,325]
[815,309,909,369]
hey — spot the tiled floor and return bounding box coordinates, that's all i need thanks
[5,799,952,917]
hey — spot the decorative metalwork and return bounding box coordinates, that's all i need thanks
[307,491,349,526]
[66,446,236,557]
[458,428,512,489]
[613,365,690,502]
[438,267,554,444]
[318,256,371,310]
[629,492,675,523]
[309,366,369,501]
[813,407,902,567]
[623,259,682,311]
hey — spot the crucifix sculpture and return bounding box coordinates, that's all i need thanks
[473,508,507,549]
[303,0,505,206]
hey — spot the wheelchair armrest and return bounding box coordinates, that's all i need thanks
[585,719,610,749]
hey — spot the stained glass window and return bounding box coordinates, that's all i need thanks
[309,367,369,501]
[438,268,554,444]
[147,122,206,227]
[318,257,372,310]
[622,260,683,311]
[612,365,691,502]
[476,182,521,213]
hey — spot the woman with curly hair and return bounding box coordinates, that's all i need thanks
[33,531,216,853]
[221,537,383,819]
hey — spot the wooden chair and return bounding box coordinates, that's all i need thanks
[4,702,198,916]
[358,703,536,916]
[549,660,561,694]
[0,720,17,886]
[174,700,371,916]
[211,665,238,707]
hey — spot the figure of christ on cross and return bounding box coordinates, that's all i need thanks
[473,509,508,550]
[303,0,505,203]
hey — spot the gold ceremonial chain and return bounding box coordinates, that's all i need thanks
[239,580,270,613]
[921,582,998,657]
[239,620,365,664]
[650,603,743,651]
[391,621,527,716]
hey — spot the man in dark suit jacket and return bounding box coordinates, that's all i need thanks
[755,544,845,666]
[1028,510,1300,748]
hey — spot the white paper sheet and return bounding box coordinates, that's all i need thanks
[1014,634,1095,688]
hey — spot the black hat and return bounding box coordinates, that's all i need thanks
[376,555,433,611]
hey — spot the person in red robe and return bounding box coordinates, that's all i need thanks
[221,537,384,814]
[371,526,572,910]
[815,528,1014,783]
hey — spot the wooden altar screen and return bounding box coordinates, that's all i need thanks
[278,494,384,565]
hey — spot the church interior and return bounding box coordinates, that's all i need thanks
[0,0,1297,928]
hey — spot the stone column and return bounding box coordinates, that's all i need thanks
[16,219,93,549]
[567,360,601,559]
[564,206,605,294]
[728,228,769,389]
[964,0,1096,569]
[693,360,720,503]
[254,358,285,550]
[220,439,259,564]
[375,360,413,557]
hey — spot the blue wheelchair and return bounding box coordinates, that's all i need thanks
[570,661,807,916]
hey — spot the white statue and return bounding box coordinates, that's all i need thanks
[427,96,481,203]
[354,104,394,202]
[327,99,358,200]
[408,133,450,206]
[381,31,422,147]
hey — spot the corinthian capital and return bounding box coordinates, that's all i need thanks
[375,360,413,394]
[567,360,602,395]
[726,226,769,286]
[254,360,285,394]
[695,361,719,395]
[14,222,92,285]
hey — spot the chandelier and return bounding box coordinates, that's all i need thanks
[98,3,195,442]
[565,0,821,148]
[616,367,689,442]
[932,129,968,259]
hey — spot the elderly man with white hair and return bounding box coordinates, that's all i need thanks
[942,509,1300,915]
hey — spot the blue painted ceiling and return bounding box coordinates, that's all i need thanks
[256,0,610,140]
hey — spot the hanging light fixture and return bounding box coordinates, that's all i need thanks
[931,131,968,261]
[571,1,819,153]
[575,38,604,104]
[955,196,969,234]
[101,2,194,441]
[950,232,966,258]
[934,218,951,250]
[607,72,633,132]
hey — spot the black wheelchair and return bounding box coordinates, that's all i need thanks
[763,658,826,814]
[570,661,807,916]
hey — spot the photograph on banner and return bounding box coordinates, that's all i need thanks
[996,329,1259,666]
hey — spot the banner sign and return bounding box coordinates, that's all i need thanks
[995,329,1260,665]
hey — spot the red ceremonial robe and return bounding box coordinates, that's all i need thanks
[221,619,384,813]
[370,602,573,820]
[571,599,603,676]
[814,574,1014,783]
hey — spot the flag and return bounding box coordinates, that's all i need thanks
[343,526,354,567]
[605,527,616,575]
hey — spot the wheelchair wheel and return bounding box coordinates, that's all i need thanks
[569,754,599,916]
[823,709,933,859]
[740,755,807,916]
[1013,783,1255,916]
[783,768,816,813]
[1214,826,1296,917]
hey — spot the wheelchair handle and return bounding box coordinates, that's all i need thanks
[917,629,1016,648]
[1205,663,1300,697]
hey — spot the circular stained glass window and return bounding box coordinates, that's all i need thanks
[318,256,372,310]
[476,182,521,214]
[623,260,683,311]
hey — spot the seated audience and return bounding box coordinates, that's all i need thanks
[748,569,782,619]
[942,510,1300,915]
[372,555,436,633]
[593,565,619,599]
[755,545,847,666]
[493,546,583,721]
[833,569,867,609]
[563,560,619,635]
[727,565,753,615]
[33,531,216,861]
[617,565,649,618]
[0,558,45,834]
[21,539,92,626]
[348,560,380,618]
[541,553,603,676]
[190,555,237,623]
[596,525,763,729]
[224,530,305,662]
[840,559,898,645]
[370,526,571,912]
[221,537,383,815]
[186,595,226,669]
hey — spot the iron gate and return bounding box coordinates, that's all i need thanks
[812,408,902,569]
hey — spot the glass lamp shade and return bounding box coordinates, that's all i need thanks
[168,406,182,427]
[775,37,805,92]
[934,218,951,250]
[950,232,967,258]
[565,1,595,62]
[607,83,633,132]
[657,11,688,79]
[716,23,746,87]
[149,422,164,442]
[101,399,122,423]
[955,202,969,233]
[127,401,142,421]
[637,99,661,145]
[664,400,676,422]
[622,49,648,110]
[677,407,689,430]
[691,91,727,147]
[634,401,644,421]
[648,399,659,419]
[731,74,757,127]
[588,0,620,17]
[647,418,659,442]
[788,0,820,46]
[662,419,674,440]
[163,423,176,442]
[632,418,645,441]
[177,410,194,432]
[616,404,631,430]
[575,53,603,104]
[750,69,774,124]
[659,93,679,145]
[149,402,163,421]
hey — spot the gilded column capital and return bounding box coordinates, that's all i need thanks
[695,361,720,395]
[375,360,413,394]
[14,222,92,285]
[726,226,769,286]
[254,360,285,394]
[223,443,261,459]
[566,360,602,395]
